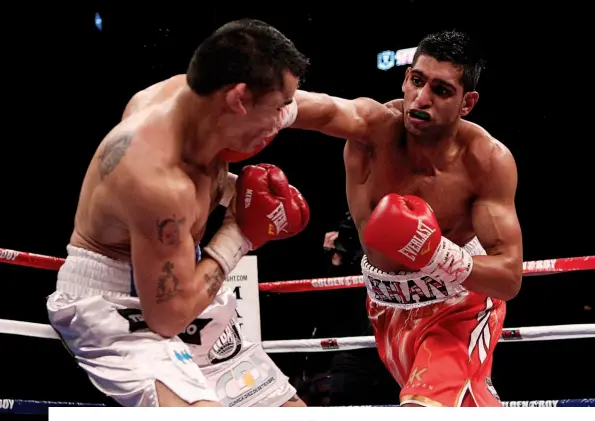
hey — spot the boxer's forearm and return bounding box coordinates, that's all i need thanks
[462,254,522,301]
[153,257,226,337]
[292,90,368,140]
[292,91,340,132]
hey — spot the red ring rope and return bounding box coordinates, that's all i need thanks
[1,247,593,293]
[0,248,65,271]
[259,256,595,293]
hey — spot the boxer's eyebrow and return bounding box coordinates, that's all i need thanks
[434,79,456,92]
[411,69,426,79]
[412,69,456,92]
[282,98,293,106]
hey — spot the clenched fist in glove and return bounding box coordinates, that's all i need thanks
[204,164,310,275]
[236,164,310,248]
[363,194,473,286]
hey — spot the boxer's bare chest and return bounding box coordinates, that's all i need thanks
[185,160,229,243]
[345,139,475,270]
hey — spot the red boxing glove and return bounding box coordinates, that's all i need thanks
[236,164,310,249]
[363,194,473,286]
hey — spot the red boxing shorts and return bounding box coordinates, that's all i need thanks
[366,291,506,407]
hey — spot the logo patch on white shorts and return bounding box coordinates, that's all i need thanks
[166,341,194,365]
[213,346,279,407]
[208,319,243,364]
[165,340,204,380]
[165,338,212,392]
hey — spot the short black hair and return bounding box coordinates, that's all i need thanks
[187,19,309,99]
[412,30,486,92]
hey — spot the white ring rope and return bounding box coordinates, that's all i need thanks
[262,324,595,353]
[1,319,593,353]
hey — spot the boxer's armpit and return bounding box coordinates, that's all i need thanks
[98,133,133,179]
[205,265,225,298]
[155,261,181,303]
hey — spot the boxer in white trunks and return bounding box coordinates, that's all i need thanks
[46,19,310,407]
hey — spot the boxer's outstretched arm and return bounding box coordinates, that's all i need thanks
[292,90,393,142]
[124,180,225,338]
[464,143,523,300]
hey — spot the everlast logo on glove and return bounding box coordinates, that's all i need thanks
[244,189,252,209]
[234,164,310,249]
[398,219,436,262]
[266,202,288,235]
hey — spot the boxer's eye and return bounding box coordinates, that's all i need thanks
[433,86,450,97]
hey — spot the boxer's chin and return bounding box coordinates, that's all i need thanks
[404,120,426,135]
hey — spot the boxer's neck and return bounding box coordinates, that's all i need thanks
[405,121,461,170]
[177,88,232,166]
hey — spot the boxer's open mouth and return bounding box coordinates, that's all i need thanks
[409,110,431,121]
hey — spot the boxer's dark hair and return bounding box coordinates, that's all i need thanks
[412,30,486,92]
[187,19,309,100]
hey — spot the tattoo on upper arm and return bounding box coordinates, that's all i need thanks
[156,215,186,246]
[98,134,133,179]
[156,261,180,303]
[205,265,225,298]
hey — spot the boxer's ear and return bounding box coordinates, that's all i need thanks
[225,83,248,115]
[460,91,479,117]
[402,68,411,93]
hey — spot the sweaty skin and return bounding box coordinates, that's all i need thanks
[289,50,522,409]
[71,75,236,337]
[292,84,523,300]
[73,75,228,260]
[70,74,307,408]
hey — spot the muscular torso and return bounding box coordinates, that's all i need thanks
[345,105,482,273]
[70,75,227,261]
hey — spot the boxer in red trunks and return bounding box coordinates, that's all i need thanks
[290,30,523,406]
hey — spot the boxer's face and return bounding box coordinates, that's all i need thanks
[402,54,478,137]
[223,70,299,152]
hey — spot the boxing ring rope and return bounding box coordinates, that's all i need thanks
[3,318,594,348]
[1,248,593,277]
[258,255,595,293]
[1,248,594,413]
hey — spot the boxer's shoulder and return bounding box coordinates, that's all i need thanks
[383,98,404,113]
[98,133,194,212]
[365,97,403,121]
[123,75,187,120]
[460,121,516,190]
[355,98,403,144]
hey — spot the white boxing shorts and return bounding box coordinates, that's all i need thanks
[46,245,295,407]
